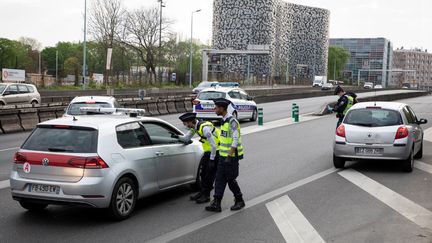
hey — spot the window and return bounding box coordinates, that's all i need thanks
[18,85,29,93]
[197,91,226,100]
[402,107,416,124]
[27,85,35,93]
[0,84,6,94]
[406,106,418,123]
[6,85,18,94]
[116,122,151,149]
[22,126,98,153]
[141,122,180,145]
[344,109,403,127]
[228,91,241,99]
[239,90,249,100]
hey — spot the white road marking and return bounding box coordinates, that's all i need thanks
[146,168,338,243]
[0,147,19,152]
[423,127,432,142]
[414,161,432,174]
[339,169,432,231]
[0,180,10,190]
[266,195,325,243]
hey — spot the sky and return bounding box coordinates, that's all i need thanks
[1,0,431,51]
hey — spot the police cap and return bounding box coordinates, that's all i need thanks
[334,85,344,95]
[179,112,197,122]
[213,98,231,109]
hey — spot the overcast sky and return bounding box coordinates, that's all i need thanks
[1,0,431,51]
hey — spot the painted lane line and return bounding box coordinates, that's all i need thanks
[414,161,432,174]
[339,169,432,231]
[0,180,10,190]
[423,127,432,142]
[266,195,325,243]
[146,168,338,243]
[0,147,19,152]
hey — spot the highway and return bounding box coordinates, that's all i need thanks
[0,92,431,242]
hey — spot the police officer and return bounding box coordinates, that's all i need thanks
[333,86,354,128]
[205,98,245,212]
[177,112,220,204]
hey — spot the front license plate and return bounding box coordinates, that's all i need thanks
[29,184,60,194]
[355,147,383,155]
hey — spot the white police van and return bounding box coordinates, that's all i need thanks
[193,87,258,121]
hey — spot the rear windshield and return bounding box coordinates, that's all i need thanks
[22,126,98,153]
[344,108,403,127]
[67,102,111,115]
[198,82,214,88]
[197,91,226,100]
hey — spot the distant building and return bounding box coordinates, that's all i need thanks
[392,48,432,89]
[329,38,393,87]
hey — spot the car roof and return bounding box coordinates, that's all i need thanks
[200,87,245,93]
[351,102,406,110]
[70,96,115,103]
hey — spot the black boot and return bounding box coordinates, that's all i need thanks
[195,194,211,204]
[230,197,245,211]
[190,192,202,201]
[205,199,222,212]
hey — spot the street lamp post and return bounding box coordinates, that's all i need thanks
[82,0,87,90]
[158,0,165,83]
[189,9,201,88]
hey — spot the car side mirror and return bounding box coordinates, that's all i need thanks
[247,96,253,101]
[417,119,428,125]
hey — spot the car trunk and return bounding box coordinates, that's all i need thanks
[345,124,399,144]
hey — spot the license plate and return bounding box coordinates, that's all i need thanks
[29,184,60,194]
[355,147,383,155]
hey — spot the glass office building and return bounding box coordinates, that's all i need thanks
[329,38,393,87]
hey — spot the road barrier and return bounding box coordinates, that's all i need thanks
[157,101,169,115]
[258,108,263,126]
[19,108,39,130]
[175,100,187,113]
[166,100,177,114]
[38,107,57,122]
[147,102,160,116]
[0,109,22,133]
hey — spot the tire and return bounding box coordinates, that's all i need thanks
[19,201,48,211]
[190,161,203,191]
[250,109,258,122]
[333,154,345,169]
[0,101,5,106]
[31,100,38,106]
[109,177,137,221]
[402,149,414,173]
[414,141,423,159]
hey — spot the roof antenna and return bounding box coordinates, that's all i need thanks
[73,116,77,121]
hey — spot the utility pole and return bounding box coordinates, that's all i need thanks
[189,9,201,88]
[333,58,336,80]
[158,0,165,83]
[38,51,41,74]
[82,0,87,90]
[55,50,58,84]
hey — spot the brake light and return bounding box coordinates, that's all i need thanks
[68,157,109,169]
[85,100,96,104]
[395,126,409,139]
[14,152,27,164]
[192,99,200,105]
[336,124,346,138]
[53,125,70,129]
[366,106,381,109]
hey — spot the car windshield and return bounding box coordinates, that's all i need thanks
[197,91,226,100]
[67,102,111,115]
[0,84,6,94]
[22,126,98,153]
[344,108,403,127]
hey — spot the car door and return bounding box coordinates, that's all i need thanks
[228,90,246,119]
[141,122,196,189]
[239,90,255,118]
[3,84,19,104]
[405,106,422,150]
[18,85,31,103]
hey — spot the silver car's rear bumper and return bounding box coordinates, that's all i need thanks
[10,171,112,208]
[334,142,411,160]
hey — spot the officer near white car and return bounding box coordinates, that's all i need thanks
[333,86,355,128]
[177,112,220,204]
[205,98,245,212]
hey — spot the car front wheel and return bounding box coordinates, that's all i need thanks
[109,177,137,220]
[333,154,345,169]
[250,109,258,122]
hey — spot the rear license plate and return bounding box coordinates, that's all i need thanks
[29,184,60,194]
[355,147,383,155]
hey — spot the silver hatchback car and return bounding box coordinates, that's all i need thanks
[333,102,427,172]
[10,112,203,220]
[0,83,41,105]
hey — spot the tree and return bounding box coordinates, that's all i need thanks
[18,37,42,51]
[0,38,32,71]
[64,57,81,86]
[328,46,350,81]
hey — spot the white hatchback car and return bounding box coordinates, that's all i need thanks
[64,96,121,117]
[10,109,203,220]
[333,102,427,172]
[193,87,258,121]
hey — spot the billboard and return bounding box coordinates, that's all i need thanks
[2,68,25,82]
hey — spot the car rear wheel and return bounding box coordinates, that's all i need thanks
[109,177,137,220]
[250,109,258,122]
[31,100,38,106]
[402,148,414,173]
[414,141,423,159]
[19,201,48,211]
[333,154,345,169]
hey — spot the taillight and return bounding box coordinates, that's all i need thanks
[336,124,346,138]
[192,99,200,105]
[68,157,109,169]
[395,126,409,139]
[14,152,27,164]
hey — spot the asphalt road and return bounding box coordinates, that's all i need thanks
[0,92,431,243]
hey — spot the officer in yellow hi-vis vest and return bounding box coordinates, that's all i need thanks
[333,86,355,128]
[177,112,220,204]
[205,98,245,212]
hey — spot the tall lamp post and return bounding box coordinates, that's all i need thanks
[82,0,87,90]
[157,0,165,83]
[189,9,201,88]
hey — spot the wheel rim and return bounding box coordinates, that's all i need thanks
[116,183,134,215]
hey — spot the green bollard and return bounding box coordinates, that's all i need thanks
[258,108,264,126]
[292,103,296,118]
[293,104,299,122]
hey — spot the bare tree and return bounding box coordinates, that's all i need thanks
[18,37,42,51]
[120,7,172,84]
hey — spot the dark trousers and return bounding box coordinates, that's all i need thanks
[336,116,344,129]
[199,152,219,196]
[213,156,243,200]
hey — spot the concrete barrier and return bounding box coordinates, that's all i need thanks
[38,107,58,122]
[0,110,23,133]
[19,108,39,131]
[136,101,149,112]
[147,101,160,116]
[166,100,177,114]
[55,107,66,118]
[123,101,137,109]
[175,99,187,113]
[184,99,193,112]
[157,101,169,115]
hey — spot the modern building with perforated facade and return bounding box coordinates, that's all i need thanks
[210,0,330,83]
